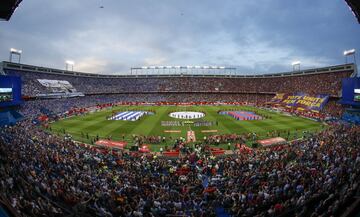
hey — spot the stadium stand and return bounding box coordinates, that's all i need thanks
[2,62,355,97]
[2,62,355,120]
[18,93,272,118]
[0,110,23,127]
[1,61,359,217]
[1,0,359,214]
[342,109,360,125]
[0,118,359,217]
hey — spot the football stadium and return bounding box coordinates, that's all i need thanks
[1,1,360,217]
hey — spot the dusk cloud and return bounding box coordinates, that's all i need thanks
[0,0,359,74]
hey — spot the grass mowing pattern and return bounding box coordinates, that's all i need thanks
[49,105,323,151]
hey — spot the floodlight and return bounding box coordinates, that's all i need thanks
[65,60,74,65]
[343,49,357,66]
[291,61,301,66]
[344,49,355,56]
[9,48,22,63]
[10,48,22,54]
[141,66,148,69]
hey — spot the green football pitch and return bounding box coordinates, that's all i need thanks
[49,105,323,151]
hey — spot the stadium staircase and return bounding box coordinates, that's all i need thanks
[215,207,231,217]
[342,110,360,125]
[0,197,21,217]
[39,107,57,118]
[0,63,4,75]
[0,110,23,127]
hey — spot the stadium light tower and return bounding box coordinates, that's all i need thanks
[9,48,22,63]
[343,49,356,65]
[65,60,75,71]
[291,61,301,71]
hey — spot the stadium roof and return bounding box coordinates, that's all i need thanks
[0,0,22,21]
[345,0,360,23]
[2,61,356,79]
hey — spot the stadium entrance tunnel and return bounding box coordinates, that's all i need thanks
[169,111,205,119]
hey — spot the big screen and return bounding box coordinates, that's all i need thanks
[341,77,360,106]
[0,88,13,102]
[0,75,22,107]
[355,89,360,102]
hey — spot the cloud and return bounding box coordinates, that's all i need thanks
[0,0,359,74]
[144,57,167,66]
[75,57,108,73]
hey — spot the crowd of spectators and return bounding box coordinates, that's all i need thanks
[133,135,164,145]
[205,134,243,145]
[1,119,359,217]
[5,69,352,97]
[1,66,358,216]
[19,93,345,123]
[19,93,271,118]
[323,100,345,118]
[5,67,350,120]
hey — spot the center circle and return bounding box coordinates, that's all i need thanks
[169,111,205,119]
